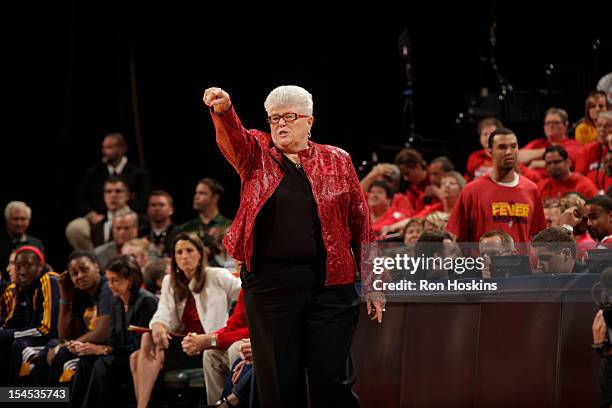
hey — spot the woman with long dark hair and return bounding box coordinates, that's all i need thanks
[130,232,240,408]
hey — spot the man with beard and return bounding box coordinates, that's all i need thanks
[447,128,546,244]
[584,195,612,248]
[537,145,598,201]
[0,246,59,385]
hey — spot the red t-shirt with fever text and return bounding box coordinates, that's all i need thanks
[447,174,546,243]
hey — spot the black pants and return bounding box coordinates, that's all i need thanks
[71,354,131,408]
[0,335,48,386]
[242,262,360,408]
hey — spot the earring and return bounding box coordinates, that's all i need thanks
[308,131,312,139]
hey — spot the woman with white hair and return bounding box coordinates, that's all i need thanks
[203,85,385,407]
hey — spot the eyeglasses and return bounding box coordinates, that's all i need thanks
[267,112,309,125]
[544,120,564,126]
[545,159,565,166]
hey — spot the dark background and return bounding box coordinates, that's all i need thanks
[1,1,610,269]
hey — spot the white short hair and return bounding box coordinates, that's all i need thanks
[5,201,32,220]
[264,85,313,115]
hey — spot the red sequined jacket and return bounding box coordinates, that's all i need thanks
[211,107,376,289]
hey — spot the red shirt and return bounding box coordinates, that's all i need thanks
[536,173,598,201]
[587,169,612,194]
[364,192,414,217]
[575,233,597,262]
[466,149,541,184]
[182,293,205,335]
[465,149,493,181]
[522,137,583,178]
[413,202,443,218]
[575,142,608,175]
[372,207,409,236]
[447,174,546,243]
[403,178,430,212]
[211,290,249,350]
[517,164,542,184]
[212,107,376,289]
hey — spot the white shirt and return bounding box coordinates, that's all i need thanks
[149,267,241,334]
[107,156,128,175]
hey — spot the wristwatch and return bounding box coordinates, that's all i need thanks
[210,334,217,348]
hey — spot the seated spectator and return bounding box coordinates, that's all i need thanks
[0,201,45,280]
[41,251,112,386]
[413,231,457,280]
[394,148,430,212]
[177,178,232,250]
[466,117,502,181]
[0,251,18,328]
[129,232,240,408]
[575,111,612,177]
[587,150,612,195]
[0,246,59,386]
[544,201,561,228]
[141,190,177,260]
[532,227,586,274]
[360,163,414,215]
[214,338,255,408]
[121,238,151,271]
[574,91,609,145]
[142,259,168,297]
[424,156,455,205]
[558,193,596,262]
[403,218,424,245]
[208,225,238,273]
[479,230,517,278]
[67,133,151,250]
[538,145,598,201]
[94,209,139,270]
[368,180,409,237]
[66,176,143,251]
[70,255,158,407]
[585,195,612,247]
[518,107,583,179]
[414,171,465,218]
[183,290,249,405]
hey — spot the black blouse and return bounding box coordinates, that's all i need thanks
[253,154,325,264]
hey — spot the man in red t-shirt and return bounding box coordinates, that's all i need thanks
[538,145,598,201]
[448,127,546,243]
[587,150,612,194]
[518,108,583,179]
